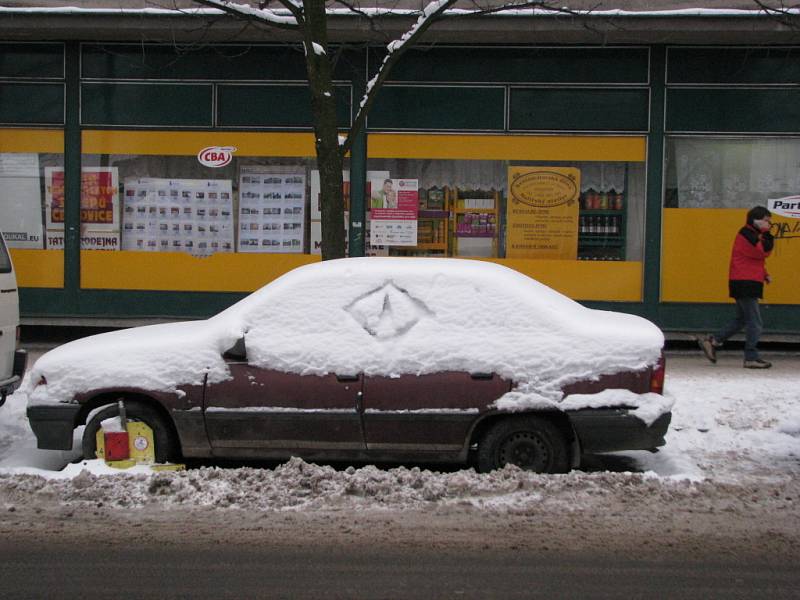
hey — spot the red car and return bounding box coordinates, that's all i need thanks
[26,258,669,473]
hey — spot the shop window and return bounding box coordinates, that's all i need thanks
[665,137,800,208]
[81,153,318,256]
[365,158,646,262]
[0,151,63,249]
[662,136,800,305]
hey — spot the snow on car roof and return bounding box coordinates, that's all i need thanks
[27,258,663,406]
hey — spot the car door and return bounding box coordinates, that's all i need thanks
[361,372,510,456]
[204,361,365,454]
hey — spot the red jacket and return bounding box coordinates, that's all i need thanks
[728,224,773,299]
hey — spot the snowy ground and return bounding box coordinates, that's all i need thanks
[0,349,797,518]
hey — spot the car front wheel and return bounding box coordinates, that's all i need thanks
[477,416,569,474]
[82,399,178,463]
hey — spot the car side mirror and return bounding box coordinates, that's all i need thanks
[224,336,247,360]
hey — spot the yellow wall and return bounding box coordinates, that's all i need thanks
[368,134,646,162]
[487,258,642,302]
[662,208,799,304]
[9,250,64,288]
[80,251,320,292]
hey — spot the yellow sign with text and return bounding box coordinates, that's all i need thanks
[506,167,581,260]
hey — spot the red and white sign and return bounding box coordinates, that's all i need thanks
[369,178,419,246]
[197,146,237,168]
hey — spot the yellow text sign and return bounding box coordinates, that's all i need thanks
[506,167,580,260]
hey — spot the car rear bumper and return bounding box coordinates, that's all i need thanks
[0,349,27,404]
[568,408,671,454]
[27,402,81,451]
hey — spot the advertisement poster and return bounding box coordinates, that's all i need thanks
[768,196,800,220]
[237,167,305,253]
[121,177,234,256]
[0,153,44,248]
[369,178,419,247]
[506,167,581,260]
[310,170,390,256]
[45,167,120,250]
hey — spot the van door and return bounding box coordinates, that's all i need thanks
[0,235,19,383]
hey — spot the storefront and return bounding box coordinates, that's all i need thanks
[0,9,798,333]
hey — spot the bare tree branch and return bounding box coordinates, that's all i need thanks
[191,0,302,31]
[342,0,460,156]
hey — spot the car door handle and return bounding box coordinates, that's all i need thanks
[470,373,494,380]
[336,374,360,382]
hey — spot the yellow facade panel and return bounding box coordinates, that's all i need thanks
[10,249,64,288]
[368,134,646,162]
[484,258,642,302]
[0,129,63,153]
[82,130,317,157]
[661,208,799,304]
[80,251,321,293]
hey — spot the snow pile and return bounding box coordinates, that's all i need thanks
[24,258,663,408]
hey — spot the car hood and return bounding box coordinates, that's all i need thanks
[25,319,243,405]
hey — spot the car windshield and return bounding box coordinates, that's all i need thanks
[0,235,11,274]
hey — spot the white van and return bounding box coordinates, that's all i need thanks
[0,234,26,406]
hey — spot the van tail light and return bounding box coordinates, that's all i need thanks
[650,351,666,395]
[15,326,20,342]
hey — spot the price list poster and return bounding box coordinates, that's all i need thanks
[121,178,234,256]
[238,167,305,253]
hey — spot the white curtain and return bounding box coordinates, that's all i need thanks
[671,138,800,208]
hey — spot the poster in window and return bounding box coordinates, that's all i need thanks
[237,167,305,253]
[369,178,419,247]
[0,153,44,248]
[506,167,581,260]
[45,166,120,250]
[121,177,234,256]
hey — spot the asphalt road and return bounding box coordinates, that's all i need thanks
[0,539,797,599]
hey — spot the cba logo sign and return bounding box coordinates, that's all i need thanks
[197,146,237,168]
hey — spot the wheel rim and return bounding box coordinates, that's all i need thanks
[498,431,551,472]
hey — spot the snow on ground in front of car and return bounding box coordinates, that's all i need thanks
[0,352,798,512]
[23,258,662,410]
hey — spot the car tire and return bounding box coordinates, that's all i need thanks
[477,416,569,474]
[82,399,178,463]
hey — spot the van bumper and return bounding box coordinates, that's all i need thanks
[0,349,27,406]
[568,408,671,454]
[27,402,81,451]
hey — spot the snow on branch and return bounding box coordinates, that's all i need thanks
[192,0,300,29]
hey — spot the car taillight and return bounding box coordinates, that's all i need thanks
[15,326,20,342]
[650,351,666,394]
[36,375,46,387]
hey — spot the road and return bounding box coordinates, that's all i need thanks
[0,517,797,599]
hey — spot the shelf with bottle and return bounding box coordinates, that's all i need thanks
[578,214,624,237]
[580,188,625,211]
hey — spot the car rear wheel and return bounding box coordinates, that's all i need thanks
[82,399,178,463]
[477,416,569,474]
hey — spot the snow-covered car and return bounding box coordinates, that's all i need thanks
[26,258,670,473]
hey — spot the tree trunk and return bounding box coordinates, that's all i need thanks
[304,0,346,260]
